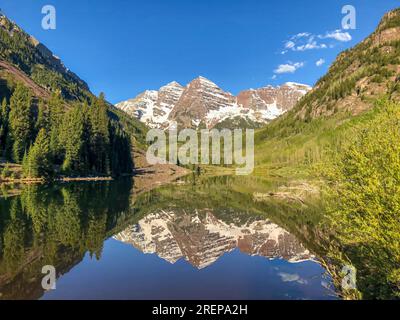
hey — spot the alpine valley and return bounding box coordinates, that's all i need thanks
[0,5,400,302]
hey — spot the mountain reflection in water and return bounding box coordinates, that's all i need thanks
[0,175,337,300]
[114,210,312,269]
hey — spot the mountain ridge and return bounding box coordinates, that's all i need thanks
[116,77,311,129]
[254,7,400,172]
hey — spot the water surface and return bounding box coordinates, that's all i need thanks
[0,176,337,300]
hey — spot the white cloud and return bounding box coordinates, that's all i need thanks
[291,32,311,40]
[296,41,327,52]
[281,29,352,54]
[271,75,277,80]
[320,29,352,42]
[278,272,308,285]
[274,61,304,74]
[284,40,296,49]
[316,58,325,66]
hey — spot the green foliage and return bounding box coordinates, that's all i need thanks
[0,97,9,152]
[108,107,148,150]
[88,93,110,174]
[0,85,133,178]
[31,64,90,101]
[378,8,400,31]
[48,91,66,163]
[0,179,133,299]
[1,163,10,179]
[8,83,34,162]
[60,103,90,173]
[0,14,141,176]
[325,99,400,299]
[0,15,90,102]
[109,120,133,175]
[23,129,53,179]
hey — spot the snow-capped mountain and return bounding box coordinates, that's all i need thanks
[115,77,311,129]
[116,81,185,128]
[114,210,312,269]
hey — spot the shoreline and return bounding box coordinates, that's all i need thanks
[0,176,114,185]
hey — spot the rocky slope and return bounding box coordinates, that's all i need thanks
[0,13,90,101]
[294,8,400,121]
[116,77,311,129]
[114,210,312,269]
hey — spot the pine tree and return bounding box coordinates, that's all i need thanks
[0,97,10,153]
[23,128,53,179]
[36,99,51,133]
[8,84,34,162]
[89,93,110,174]
[109,121,132,175]
[60,104,89,174]
[48,91,65,163]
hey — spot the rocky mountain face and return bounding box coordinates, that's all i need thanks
[114,210,312,269]
[116,81,185,128]
[116,77,311,129]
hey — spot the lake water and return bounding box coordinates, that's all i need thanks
[0,175,337,300]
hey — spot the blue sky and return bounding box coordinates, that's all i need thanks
[1,0,399,103]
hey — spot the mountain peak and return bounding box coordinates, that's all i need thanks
[282,82,311,89]
[117,77,310,129]
[190,76,219,87]
[163,81,183,88]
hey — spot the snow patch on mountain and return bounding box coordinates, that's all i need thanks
[115,77,311,129]
[113,210,313,269]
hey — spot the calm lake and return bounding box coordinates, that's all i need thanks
[0,175,337,300]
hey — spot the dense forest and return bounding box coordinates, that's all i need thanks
[0,13,138,179]
[0,86,132,179]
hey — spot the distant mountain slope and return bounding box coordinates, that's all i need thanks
[116,77,310,129]
[294,8,400,121]
[0,13,147,150]
[254,8,400,173]
[0,13,90,101]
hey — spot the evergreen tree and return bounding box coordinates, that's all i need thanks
[48,91,65,163]
[0,98,9,152]
[60,104,89,174]
[23,129,53,179]
[8,84,34,162]
[109,122,133,175]
[35,99,51,133]
[89,93,110,174]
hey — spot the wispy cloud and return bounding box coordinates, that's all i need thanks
[284,40,296,49]
[274,61,304,74]
[296,41,327,52]
[316,58,325,67]
[291,32,311,40]
[320,29,352,42]
[281,29,352,54]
